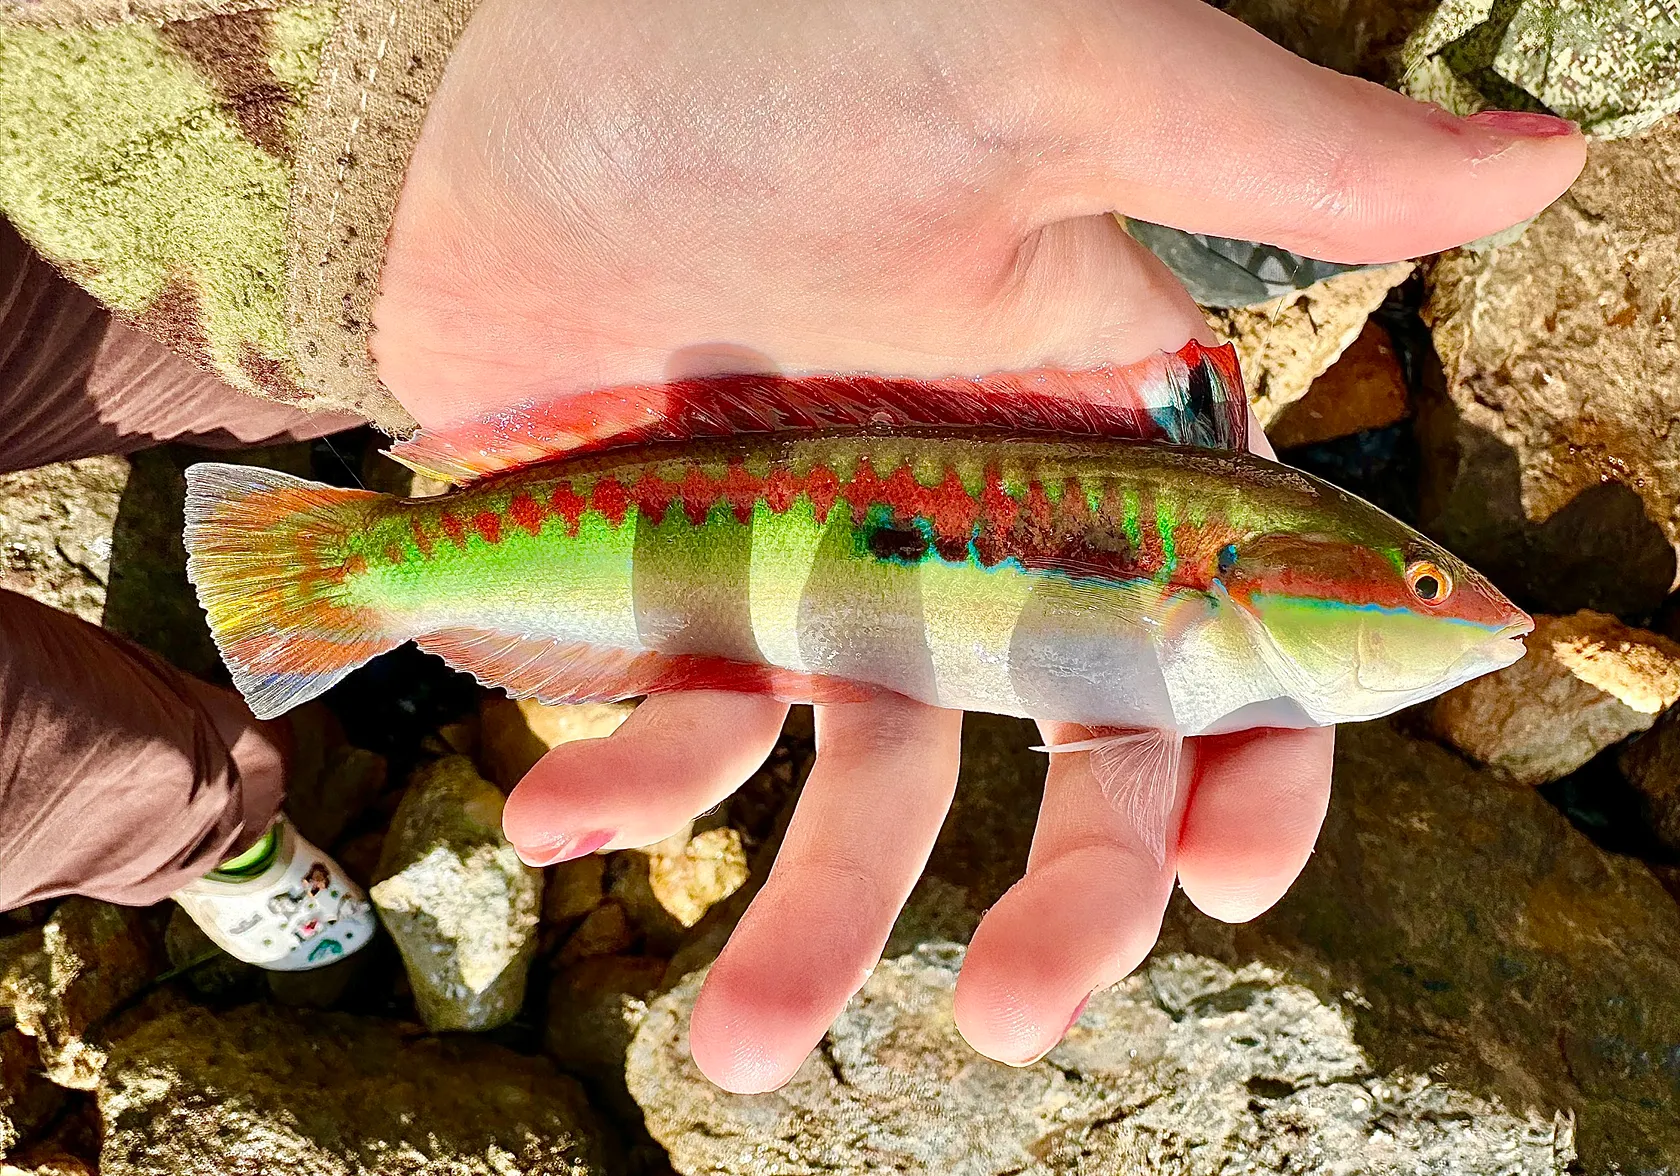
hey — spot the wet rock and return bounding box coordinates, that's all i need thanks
[478,695,634,792]
[0,1028,63,1157]
[1430,611,1680,784]
[1204,262,1414,428]
[1401,0,1680,138]
[1620,704,1680,852]
[1266,321,1410,449]
[1419,121,1680,618]
[0,901,162,1090]
[370,756,542,1032]
[97,997,615,1175]
[630,944,1572,1175]
[0,457,127,624]
[1161,721,1680,1173]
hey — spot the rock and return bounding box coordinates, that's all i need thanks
[1266,321,1410,449]
[0,1028,62,1157]
[546,856,608,924]
[1,1148,95,1176]
[478,695,634,792]
[370,756,542,1033]
[630,944,1573,1175]
[282,707,389,850]
[560,903,634,966]
[1400,0,1680,138]
[0,456,127,624]
[1430,611,1680,784]
[1620,704,1680,851]
[1160,721,1680,1173]
[1204,262,1414,429]
[0,900,162,1090]
[613,829,749,942]
[103,442,314,676]
[1221,0,1438,79]
[546,955,670,1123]
[97,998,615,1176]
[161,907,256,999]
[1419,121,1680,618]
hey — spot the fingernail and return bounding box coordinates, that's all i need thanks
[1464,109,1578,139]
[516,828,614,868]
[1064,993,1092,1035]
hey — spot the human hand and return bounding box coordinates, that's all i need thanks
[369,0,1583,1091]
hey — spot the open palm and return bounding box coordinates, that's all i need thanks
[369,0,1582,1090]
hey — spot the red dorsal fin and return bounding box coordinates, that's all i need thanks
[389,341,1247,486]
[414,628,879,707]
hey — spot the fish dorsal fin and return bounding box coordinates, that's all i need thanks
[389,340,1247,486]
[414,628,878,707]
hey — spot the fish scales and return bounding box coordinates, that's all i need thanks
[330,434,1354,729]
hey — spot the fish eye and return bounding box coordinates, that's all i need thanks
[1405,560,1452,605]
[865,521,932,564]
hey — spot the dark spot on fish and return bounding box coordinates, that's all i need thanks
[866,522,931,564]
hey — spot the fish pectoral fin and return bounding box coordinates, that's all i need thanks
[1031,727,1187,867]
[415,628,878,707]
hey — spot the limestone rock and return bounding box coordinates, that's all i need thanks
[1204,262,1414,428]
[1400,0,1680,138]
[613,828,749,942]
[1419,121,1680,617]
[1161,721,1680,1173]
[1266,321,1410,449]
[0,457,127,623]
[97,998,614,1176]
[370,756,542,1032]
[478,695,634,791]
[1431,611,1680,783]
[0,901,162,1090]
[1620,704,1680,851]
[630,945,1572,1175]
[0,1028,62,1157]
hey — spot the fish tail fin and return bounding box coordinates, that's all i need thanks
[183,462,401,720]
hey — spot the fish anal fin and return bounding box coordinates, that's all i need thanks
[1032,727,1188,867]
[388,341,1248,486]
[414,628,878,707]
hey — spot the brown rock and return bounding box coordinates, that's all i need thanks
[614,828,749,940]
[546,955,669,1123]
[477,695,634,791]
[545,855,607,924]
[0,901,162,1090]
[1620,704,1680,851]
[1431,611,1680,784]
[559,903,634,965]
[97,998,615,1176]
[1266,321,1410,449]
[1221,0,1438,79]
[0,457,128,624]
[1205,262,1413,429]
[1420,121,1680,618]
[0,1028,62,1157]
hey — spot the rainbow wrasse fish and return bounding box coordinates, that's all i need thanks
[184,342,1530,859]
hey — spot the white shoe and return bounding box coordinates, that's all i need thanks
[173,816,377,971]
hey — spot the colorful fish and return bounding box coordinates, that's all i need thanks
[183,342,1529,859]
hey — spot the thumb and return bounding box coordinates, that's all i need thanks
[1025,0,1586,264]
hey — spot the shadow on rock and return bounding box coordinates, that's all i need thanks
[1416,394,1676,619]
